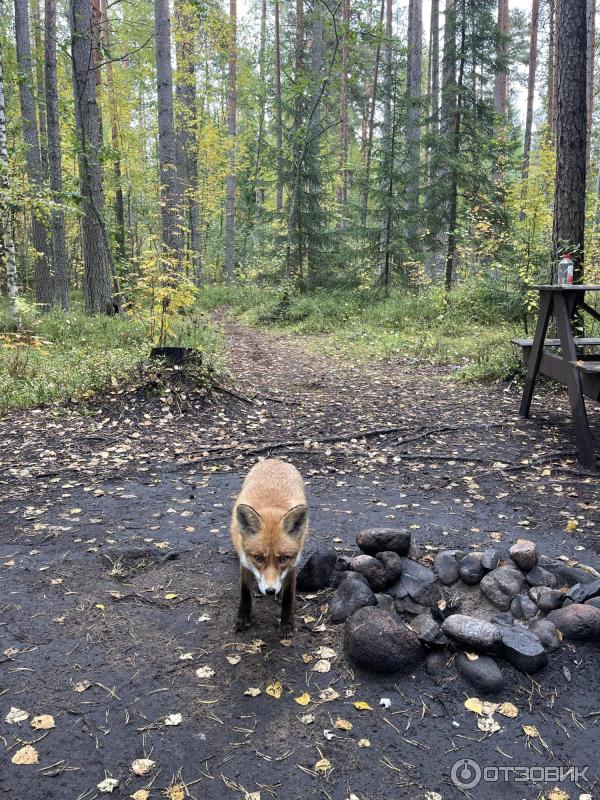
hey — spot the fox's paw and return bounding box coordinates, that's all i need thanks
[278,620,294,639]
[235,613,253,632]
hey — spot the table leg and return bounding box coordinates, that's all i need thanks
[519,292,552,418]
[554,293,597,468]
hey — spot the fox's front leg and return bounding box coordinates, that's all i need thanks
[279,568,296,638]
[235,565,253,631]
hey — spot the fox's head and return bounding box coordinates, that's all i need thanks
[236,503,308,595]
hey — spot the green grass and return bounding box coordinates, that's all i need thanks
[0,301,222,411]
[197,282,524,382]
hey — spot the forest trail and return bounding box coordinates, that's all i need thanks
[1,319,599,799]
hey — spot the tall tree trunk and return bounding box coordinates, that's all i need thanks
[522,0,540,181]
[494,0,509,118]
[100,0,127,261]
[30,0,48,178]
[14,0,52,308]
[547,0,557,140]
[552,0,587,281]
[444,0,463,292]
[586,0,595,171]
[175,0,201,282]
[70,0,114,314]
[45,0,69,309]
[378,0,392,276]
[0,41,19,321]
[406,0,422,238]
[286,0,305,278]
[306,0,323,279]
[429,0,440,140]
[338,0,350,208]
[274,0,284,215]
[360,0,386,228]
[154,0,184,260]
[224,0,237,279]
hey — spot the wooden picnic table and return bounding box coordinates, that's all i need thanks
[513,284,600,469]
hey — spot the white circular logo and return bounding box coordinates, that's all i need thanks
[451,758,482,789]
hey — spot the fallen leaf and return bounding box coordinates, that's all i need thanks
[31,714,55,730]
[547,789,570,800]
[300,713,315,724]
[565,520,578,532]
[197,613,211,622]
[323,729,336,741]
[314,756,332,773]
[11,745,38,765]
[164,713,182,726]
[164,593,178,600]
[319,688,340,702]
[97,777,119,793]
[315,646,337,659]
[130,791,150,800]
[379,697,391,708]
[5,707,29,724]
[179,652,193,661]
[165,785,185,800]
[334,718,353,731]
[497,702,518,718]
[312,659,331,673]
[131,758,155,776]
[227,655,241,665]
[477,716,501,734]
[244,687,261,697]
[295,692,311,706]
[464,697,497,716]
[353,701,373,711]
[523,724,539,738]
[73,680,91,693]
[465,652,479,661]
[266,681,283,699]
[245,793,261,800]
[195,666,215,679]
[357,739,371,747]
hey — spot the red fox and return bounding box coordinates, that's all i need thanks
[231,459,308,637]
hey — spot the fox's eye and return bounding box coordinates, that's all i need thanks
[278,555,289,564]
[254,554,265,564]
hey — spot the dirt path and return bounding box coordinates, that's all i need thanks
[1,318,599,800]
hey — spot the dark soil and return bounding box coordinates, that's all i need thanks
[1,318,599,800]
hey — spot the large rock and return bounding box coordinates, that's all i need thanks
[329,574,376,624]
[376,551,404,584]
[547,604,600,641]
[509,540,538,571]
[351,554,389,592]
[344,606,424,673]
[441,614,501,651]
[538,557,597,587]
[374,593,396,614]
[481,549,501,572]
[480,566,524,610]
[389,558,441,606]
[297,550,337,591]
[529,619,561,653]
[459,553,486,585]
[585,597,600,609]
[498,624,547,673]
[434,550,462,585]
[525,566,557,588]
[565,580,600,605]
[394,596,430,617]
[529,586,564,613]
[356,528,411,557]
[456,652,505,694]
[510,594,538,620]
[409,613,447,647]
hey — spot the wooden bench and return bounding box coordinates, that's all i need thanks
[512,338,600,402]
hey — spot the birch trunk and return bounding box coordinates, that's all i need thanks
[0,41,19,321]
[406,0,422,236]
[274,0,284,215]
[224,0,237,279]
[494,0,509,118]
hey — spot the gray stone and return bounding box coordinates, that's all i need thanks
[409,613,447,647]
[297,550,337,591]
[329,575,376,624]
[351,554,389,592]
[375,593,396,614]
[456,652,505,693]
[498,624,547,673]
[525,566,557,588]
[529,620,561,653]
[538,557,597,587]
[376,551,404,585]
[529,586,564,613]
[344,606,424,673]
[547,604,600,641]
[356,528,411,557]
[585,596,600,609]
[481,549,501,571]
[394,596,430,617]
[459,553,486,585]
[509,540,538,571]
[510,595,538,620]
[480,566,524,610]
[491,613,514,626]
[565,580,600,605]
[434,550,462,585]
[441,614,501,651]
[389,558,441,606]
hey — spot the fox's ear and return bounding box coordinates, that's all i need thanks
[236,503,261,537]
[282,504,308,537]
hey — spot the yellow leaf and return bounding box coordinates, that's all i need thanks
[95,603,105,611]
[334,718,353,731]
[523,724,539,738]
[547,788,570,800]
[266,681,283,699]
[131,791,150,800]
[11,745,39,765]
[132,758,155,776]
[165,785,185,800]
[357,739,371,747]
[164,593,178,600]
[353,701,373,711]
[497,702,518,718]
[465,652,479,661]
[565,520,578,532]
[464,697,497,716]
[312,659,331,673]
[31,714,55,730]
[295,692,311,706]
[556,628,563,641]
[314,757,332,773]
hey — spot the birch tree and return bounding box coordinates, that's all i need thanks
[0,41,19,321]
[225,0,237,279]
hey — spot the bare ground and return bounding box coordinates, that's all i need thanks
[1,317,599,800]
